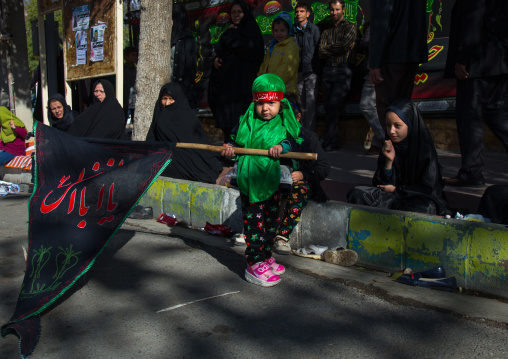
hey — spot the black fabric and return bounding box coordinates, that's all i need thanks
[146,82,222,184]
[171,3,198,108]
[299,128,330,202]
[47,93,79,132]
[207,0,264,132]
[171,3,191,47]
[1,124,174,358]
[478,185,508,225]
[444,0,508,79]
[348,99,451,216]
[68,79,125,139]
[369,0,428,68]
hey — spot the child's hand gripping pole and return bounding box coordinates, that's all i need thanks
[176,143,318,161]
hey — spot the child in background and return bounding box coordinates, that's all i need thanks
[274,92,331,254]
[221,73,303,287]
[347,99,451,216]
[257,12,300,93]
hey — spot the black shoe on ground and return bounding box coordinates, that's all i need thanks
[445,176,485,187]
[445,170,485,187]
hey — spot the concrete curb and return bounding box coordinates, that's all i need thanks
[100,176,508,299]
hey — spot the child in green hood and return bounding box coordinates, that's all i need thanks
[221,73,303,287]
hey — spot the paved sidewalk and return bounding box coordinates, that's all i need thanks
[123,218,508,326]
[321,146,508,213]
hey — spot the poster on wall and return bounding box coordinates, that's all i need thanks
[90,24,106,62]
[74,30,87,65]
[72,5,90,31]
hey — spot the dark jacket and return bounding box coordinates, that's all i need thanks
[369,0,428,68]
[172,32,198,109]
[293,21,320,74]
[444,0,508,79]
[299,128,330,202]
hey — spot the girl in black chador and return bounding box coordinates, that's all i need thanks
[347,99,451,216]
[146,82,222,184]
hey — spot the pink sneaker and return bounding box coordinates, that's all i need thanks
[245,262,281,287]
[265,257,285,275]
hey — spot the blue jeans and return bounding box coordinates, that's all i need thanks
[297,72,318,132]
[0,150,15,165]
[359,75,385,148]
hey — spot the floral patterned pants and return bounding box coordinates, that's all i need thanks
[241,192,281,265]
[277,181,310,240]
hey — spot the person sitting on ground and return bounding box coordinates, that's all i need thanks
[146,82,222,184]
[68,79,125,139]
[0,106,27,165]
[221,73,304,287]
[47,93,79,132]
[257,12,300,93]
[347,99,451,216]
[274,92,330,255]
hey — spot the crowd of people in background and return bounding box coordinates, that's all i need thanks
[2,0,507,287]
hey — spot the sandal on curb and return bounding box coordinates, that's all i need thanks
[293,245,329,260]
[323,247,358,267]
[273,235,291,255]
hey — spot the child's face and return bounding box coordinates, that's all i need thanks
[124,51,138,64]
[272,22,289,43]
[255,101,281,120]
[161,93,175,107]
[385,111,408,143]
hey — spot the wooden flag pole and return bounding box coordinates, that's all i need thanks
[176,143,318,161]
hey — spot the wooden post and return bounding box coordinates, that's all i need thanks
[38,14,49,126]
[115,0,123,107]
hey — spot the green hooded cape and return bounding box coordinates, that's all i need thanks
[233,74,302,202]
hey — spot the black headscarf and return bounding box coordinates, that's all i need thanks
[373,99,450,215]
[146,83,222,184]
[171,3,191,47]
[47,93,78,132]
[68,79,125,139]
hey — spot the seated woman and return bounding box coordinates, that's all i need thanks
[47,93,79,132]
[146,82,223,184]
[347,99,450,216]
[0,106,27,165]
[68,79,125,139]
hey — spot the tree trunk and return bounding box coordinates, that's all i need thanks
[132,0,172,141]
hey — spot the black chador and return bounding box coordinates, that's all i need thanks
[146,82,223,184]
[348,99,451,216]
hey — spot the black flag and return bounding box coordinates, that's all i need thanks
[1,124,174,358]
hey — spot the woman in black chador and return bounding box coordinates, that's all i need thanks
[68,79,125,139]
[146,82,222,184]
[47,93,79,132]
[347,99,451,216]
[207,0,264,140]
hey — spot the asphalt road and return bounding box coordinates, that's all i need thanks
[1,195,507,358]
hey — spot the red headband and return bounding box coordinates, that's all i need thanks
[252,91,284,102]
